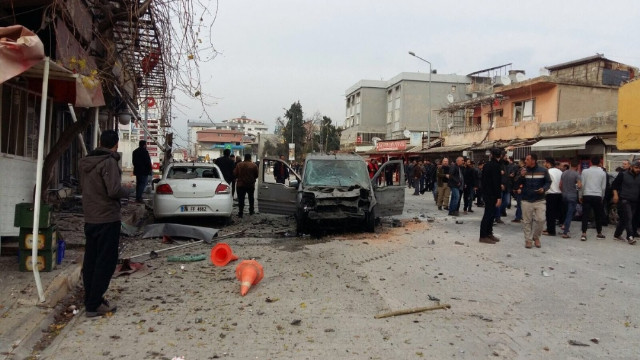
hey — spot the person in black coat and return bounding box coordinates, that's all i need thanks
[132,140,152,202]
[479,148,503,244]
[462,158,476,213]
[215,149,236,186]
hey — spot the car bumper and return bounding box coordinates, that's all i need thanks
[153,195,233,218]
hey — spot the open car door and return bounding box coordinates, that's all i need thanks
[257,157,300,215]
[371,160,405,217]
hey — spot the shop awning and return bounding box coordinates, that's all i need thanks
[422,143,471,154]
[0,25,105,107]
[530,136,595,151]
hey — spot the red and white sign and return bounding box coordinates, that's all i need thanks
[149,152,158,157]
[152,162,160,170]
[356,135,362,144]
[376,140,407,151]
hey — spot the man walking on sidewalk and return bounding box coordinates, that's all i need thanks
[132,140,152,203]
[560,159,581,238]
[79,130,130,317]
[517,153,551,249]
[579,156,607,241]
[479,148,503,244]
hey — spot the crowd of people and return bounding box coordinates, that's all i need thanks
[399,150,640,248]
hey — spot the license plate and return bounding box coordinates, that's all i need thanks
[181,206,207,212]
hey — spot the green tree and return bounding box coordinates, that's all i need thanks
[282,101,306,161]
[316,116,341,153]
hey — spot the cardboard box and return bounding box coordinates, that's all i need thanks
[14,203,52,228]
[19,226,58,250]
[19,249,57,272]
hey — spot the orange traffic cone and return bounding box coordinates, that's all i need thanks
[210,243,239,267]
[235,259,264,296]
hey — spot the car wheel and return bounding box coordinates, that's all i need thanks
[296,210,310,235]
[365,206,376,233]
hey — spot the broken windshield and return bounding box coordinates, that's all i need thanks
[303,159,370,188]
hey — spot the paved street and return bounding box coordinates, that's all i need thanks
[14,188,640,359]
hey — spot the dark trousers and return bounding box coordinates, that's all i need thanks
[545,193,562,235]
[614,199,637,238]
[480,197,497,238]
[581,195,606,234]
[135,174,148,201]
[83,221,120,312]
[237,186,255,215]
[463,186,473,211]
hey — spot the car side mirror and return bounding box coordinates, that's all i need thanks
[289,180,299,188]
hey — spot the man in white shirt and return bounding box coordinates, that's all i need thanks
[543,157,563,236]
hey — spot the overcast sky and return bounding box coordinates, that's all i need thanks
[170,0,640,148]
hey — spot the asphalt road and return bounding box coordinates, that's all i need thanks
[35,187,640,359]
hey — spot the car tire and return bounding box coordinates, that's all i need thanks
[296,210,310,235]
[365,206,376,233]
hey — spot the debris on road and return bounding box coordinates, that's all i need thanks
[142,223,220,243]
[454,241,464,245]
[568,340,590,346]
[428,295,440,302]
[374,304,451,319]
[167,254,206,262]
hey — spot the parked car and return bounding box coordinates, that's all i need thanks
[153,162,232,222]
[257,154,405,234]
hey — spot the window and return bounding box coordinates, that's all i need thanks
[394,97,401,122]
[513,99,535,122]
[1,84,43,158]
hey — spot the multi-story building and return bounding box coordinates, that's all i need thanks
[342,73,470,151]
[188,115,267,158]
[194,129,247,161]
[440,54,637,161]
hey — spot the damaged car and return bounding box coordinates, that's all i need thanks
[257,154,405,234]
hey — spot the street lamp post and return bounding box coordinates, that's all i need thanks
[408,51,432,149]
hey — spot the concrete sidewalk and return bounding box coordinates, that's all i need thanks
[0,250,83,359]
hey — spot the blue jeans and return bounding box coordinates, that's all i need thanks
[135,174,148,201]
[563,199,577,234]
[449,187,461,213]
[514,193,523,220]
[495,191,510,219]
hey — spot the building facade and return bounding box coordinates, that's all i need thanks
[342,73,470,151]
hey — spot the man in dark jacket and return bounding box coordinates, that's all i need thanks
[412,160,423,195]
[132,140,152,203]
[448,156,465,215]
[79,130,130,317]
[479,148,503,244]
[215,148,235,186]
[462,158,476,214]
[234,154,259,218]
[612,160,640,244]
[516,153,551,248]
[273,155,289,184]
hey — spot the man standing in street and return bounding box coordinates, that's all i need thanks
[79,130,130,317]
[560,159,581,238]
[132,140,152,203]
[274,154,289,184]
[412,160,423,195]
[436,157,451,210]
[543,157,563,236]
[215,149,236,187]
[612,160,640,244]
[479,148,503,244]
[579,156,607,241]
[234,154,259,218]
[448,156,464,215]
[463,158,476,214]
[517,153,551,249]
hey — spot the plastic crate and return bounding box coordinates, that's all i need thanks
[19,249,57,272]
[14,203,52,228]
[19,226,57,250]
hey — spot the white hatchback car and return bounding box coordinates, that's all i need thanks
[153,162,233,222]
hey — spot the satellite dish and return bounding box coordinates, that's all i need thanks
[403,129,411,138]
[500,75,512,86]
[372,137,381,145]
[516,73,526,82]
[446,94,454,103]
